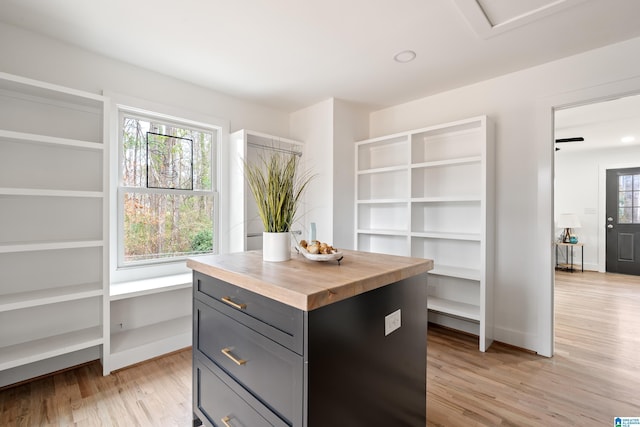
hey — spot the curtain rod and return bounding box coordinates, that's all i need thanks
[247,142,302,157]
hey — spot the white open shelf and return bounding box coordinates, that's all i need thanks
[411,196,481,203]
[356,115,493,351]
[0,326,103,371]
[0,71,108,384]
[427,297,480,322]
[356,228,408,236]
[0,129,104,151]
[411,156,481,169]
[110,273,192,301]
[0,187,103,198]
[411,231,481,241]
[0,283,103,313]
[0,71,104,107]
[356,198,408,204]
[357,164,409,175]
[109,315,191,372]
[0,240,104,254]
[429,265,481,281]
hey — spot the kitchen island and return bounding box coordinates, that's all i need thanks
[187,249,433,427]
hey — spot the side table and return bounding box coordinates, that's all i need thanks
[555,242,584,272]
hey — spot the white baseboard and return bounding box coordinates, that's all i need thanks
[0,346,100,388]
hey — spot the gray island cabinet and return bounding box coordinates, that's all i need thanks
[187,249,432,427]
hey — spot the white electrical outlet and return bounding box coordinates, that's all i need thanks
[385,309,401,336]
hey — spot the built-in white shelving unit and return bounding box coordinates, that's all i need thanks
[229,129,304,252]
[0,72,108,383]
[107,273,192,372]
[355,116,494,351]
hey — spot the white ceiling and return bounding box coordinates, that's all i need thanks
[2,0,640,112]
[555,94,640,152]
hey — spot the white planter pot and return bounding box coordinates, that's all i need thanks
[262,232,291,262]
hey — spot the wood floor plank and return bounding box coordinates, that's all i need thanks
[0,271,638,426]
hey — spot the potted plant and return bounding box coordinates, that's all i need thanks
[244,150,314,261]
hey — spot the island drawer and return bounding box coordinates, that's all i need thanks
[195,299,304,426]
[194,356,289,427]
[194,271,304,354]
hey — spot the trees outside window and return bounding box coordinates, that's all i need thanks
[119,112,217,265]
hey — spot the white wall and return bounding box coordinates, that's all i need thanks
[290,99,334,242]
[331,99,369,249]
[289,98,369,249]
[555,146,640,271]
[368,36,640,353]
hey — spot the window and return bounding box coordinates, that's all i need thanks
[118,110,218,266]
[618,173,640,224]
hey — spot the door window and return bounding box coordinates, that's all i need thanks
[618,174,640,223]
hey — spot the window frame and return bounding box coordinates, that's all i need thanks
[116,106,220,270]
[617,173,640,224]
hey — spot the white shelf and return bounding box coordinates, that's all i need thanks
[411,196,481,203]
[429,265,481,281]
[0,71,108,385]
[0,71,104,107]
[0,240,104,254]
[355,115,493,351]
[0,326,103,371]
[110,273,192,301]
[357,165,408,175]
[357,198,408,204]
[0,129,103,150]
[411,156,481,169]
[0,187,103,198]
[411,231,481,241]
[427,297,480,322]
[0,283,103,313]
[109,316,192,371]
[357,228,408,236]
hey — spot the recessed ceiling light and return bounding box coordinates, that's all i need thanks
[621,136,636,143]
[394,50,416,63]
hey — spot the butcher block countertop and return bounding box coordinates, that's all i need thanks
[187,249,433,311]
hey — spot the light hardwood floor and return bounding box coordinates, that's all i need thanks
[1,270,639,426]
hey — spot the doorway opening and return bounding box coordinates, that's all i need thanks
[554,94,640,276]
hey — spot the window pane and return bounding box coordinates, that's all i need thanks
[619,207,632,224]
[122,117,148,187]
[193,131,213,191]
[147,132,193,190]
[634,174,640,191]
[124,192,214,262]
[620,175,633,191]
[634,207,640,224]
[122,116,213,190]
[619,191,633,207]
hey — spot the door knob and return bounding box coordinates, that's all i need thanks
[607,224,614,229]
[607,217,613,222]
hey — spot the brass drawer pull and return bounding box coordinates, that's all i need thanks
[221,415,232,427]
[221,347,246,366]
[221,296,247,310]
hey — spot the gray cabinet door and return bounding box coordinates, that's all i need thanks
[194,357,287,427]
[194,272,304,353]
[195,299,304,426]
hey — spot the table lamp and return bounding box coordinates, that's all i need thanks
[557,213,581,243]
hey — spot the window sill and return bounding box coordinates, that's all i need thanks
[110,273,192,301]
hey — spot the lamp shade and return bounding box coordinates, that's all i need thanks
[557,213,581,229]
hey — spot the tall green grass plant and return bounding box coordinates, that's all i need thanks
[244,151,314,233]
